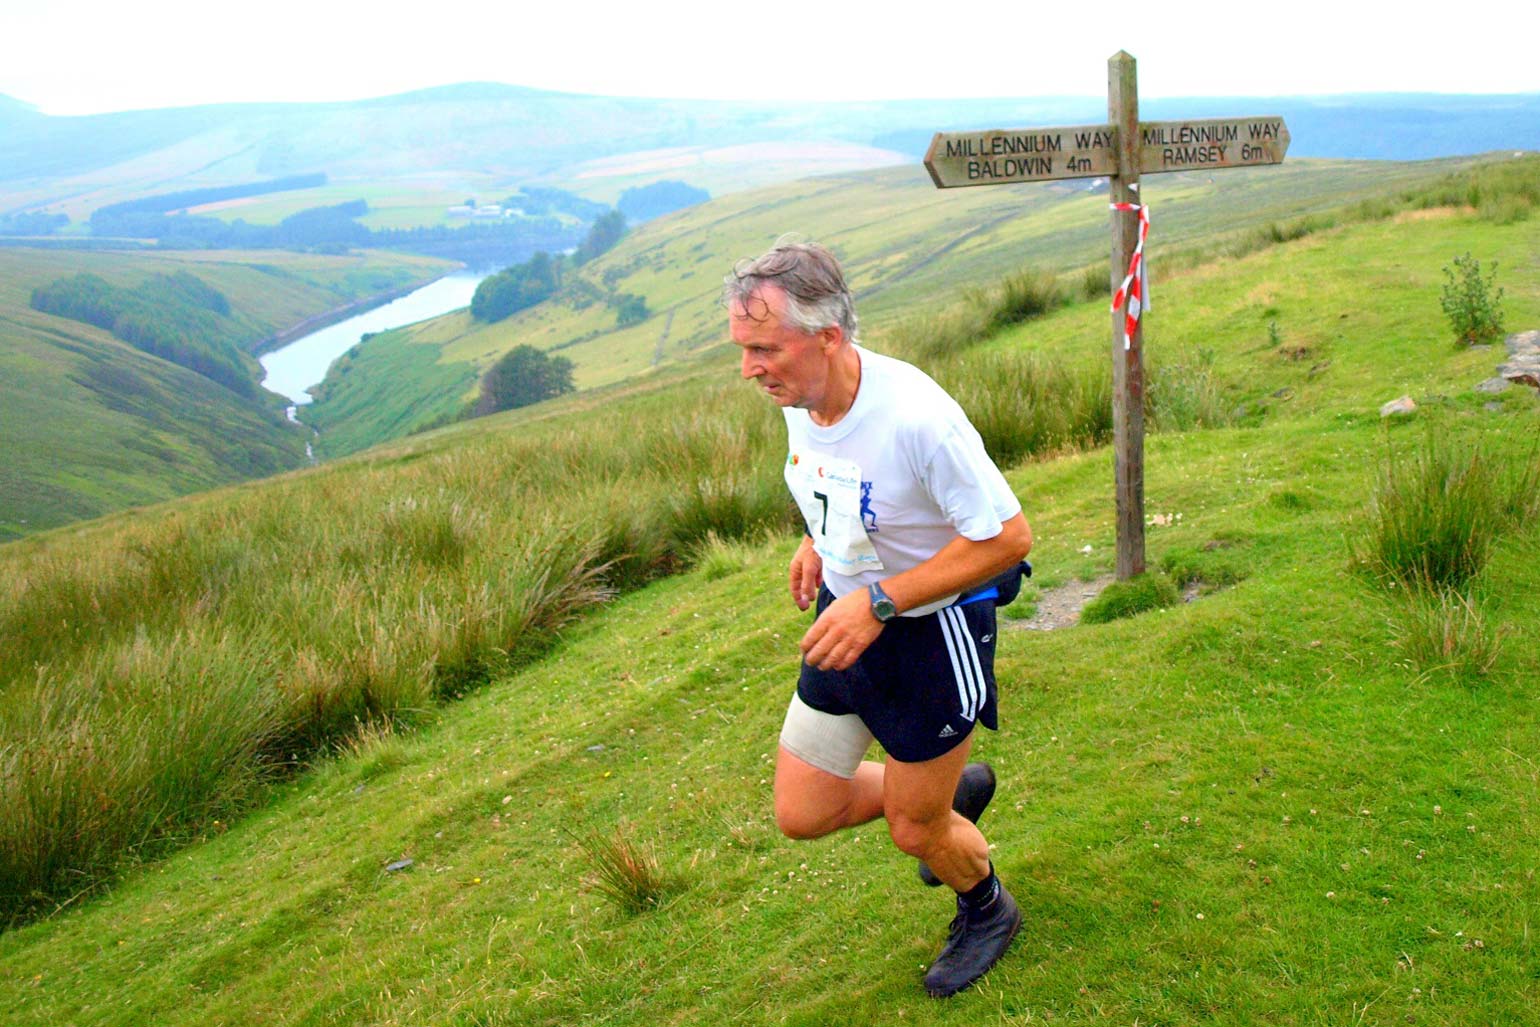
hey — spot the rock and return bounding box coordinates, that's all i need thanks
[1475,377,1511,394]
[1500,330,1540,390]
[1380,396,1417,417]
[385,858,414,873]
[1484,402,1504,412]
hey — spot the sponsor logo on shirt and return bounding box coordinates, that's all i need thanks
[818,465,859,488]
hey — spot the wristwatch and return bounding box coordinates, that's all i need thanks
[868,581,898,623]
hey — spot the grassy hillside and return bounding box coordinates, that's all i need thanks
[0,247,451,539]
[302,155,1492,458]
[0,160,1537,1023]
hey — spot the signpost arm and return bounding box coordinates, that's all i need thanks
[1108,50,1146,580]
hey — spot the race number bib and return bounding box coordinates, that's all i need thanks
[785,452,883,575]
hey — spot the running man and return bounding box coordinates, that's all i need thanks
[725,240,1032,997]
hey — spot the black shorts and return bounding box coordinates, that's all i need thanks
[797,586,999,764]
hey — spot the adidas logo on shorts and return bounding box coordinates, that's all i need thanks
[938,724,958,738]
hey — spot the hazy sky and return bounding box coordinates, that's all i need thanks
[4,0,1533,115]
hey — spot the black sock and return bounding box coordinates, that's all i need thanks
[959,864,1000,911]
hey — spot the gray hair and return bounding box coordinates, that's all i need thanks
[724,238,858,344]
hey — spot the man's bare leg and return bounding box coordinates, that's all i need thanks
[774,747,886,840]
[882,735,989,892]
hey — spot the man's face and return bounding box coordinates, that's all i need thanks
[730,286,835,410]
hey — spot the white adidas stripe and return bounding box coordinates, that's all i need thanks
[955,609,982,721]
[938,608,972,721]
[953,607,986,720]
[940,607,983,722]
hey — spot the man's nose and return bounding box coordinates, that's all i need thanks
[741,350,760,380]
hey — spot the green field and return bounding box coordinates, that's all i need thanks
[0,247,452,539]
[0,154,1537,1024]
[302,154,1494,458]
[181,182,527,231]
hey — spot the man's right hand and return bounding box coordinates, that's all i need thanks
[789,538,823,611]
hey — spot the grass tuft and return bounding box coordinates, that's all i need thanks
[689,529,778,582]
[1159,546,1247,591]
[1350,431,1539,592]
[987,269,1066,329]
[571,824,669,914]
[1080,573,1181,624]
[1387,585,1505,681]
[1147,347,1233,431]
[936,351,1113,468]
[0,628,284,924]
[1078,264,1107,301]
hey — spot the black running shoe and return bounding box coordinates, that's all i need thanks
[923,884,1022,998]
[918,762,997,886]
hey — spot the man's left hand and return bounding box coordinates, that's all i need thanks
[800,589,885,671]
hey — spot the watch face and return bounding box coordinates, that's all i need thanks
[869,583,896,621]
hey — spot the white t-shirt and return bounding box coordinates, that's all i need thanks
[782,346,1021,617]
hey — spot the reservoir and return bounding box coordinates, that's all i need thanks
[260,270,488,406]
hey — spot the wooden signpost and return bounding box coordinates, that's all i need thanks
[924,51,1290,580]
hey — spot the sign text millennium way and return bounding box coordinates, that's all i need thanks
[924,116,1290,189]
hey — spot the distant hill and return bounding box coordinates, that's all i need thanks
[300,152,1497,458]
[2,86,1535,227]
[0,93,38,122]
[872,93,1540,162]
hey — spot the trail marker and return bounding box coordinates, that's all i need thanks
[924,52,1289,579]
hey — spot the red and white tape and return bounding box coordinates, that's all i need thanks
[1109,199,1150,350]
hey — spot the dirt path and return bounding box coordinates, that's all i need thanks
[1006,574,1115,632]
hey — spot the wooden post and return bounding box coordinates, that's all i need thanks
[1108,50,1146,580]
[923,56,1288,583]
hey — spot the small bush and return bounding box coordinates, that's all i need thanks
[475,345,575,415]
[572,825,668,914]
[1439,253,1505,347]
[1080,573,1181,624]
[613,293,649,326]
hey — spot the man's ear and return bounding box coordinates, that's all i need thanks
[818,325,844,353]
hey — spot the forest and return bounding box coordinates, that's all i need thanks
[30,271,260,397]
